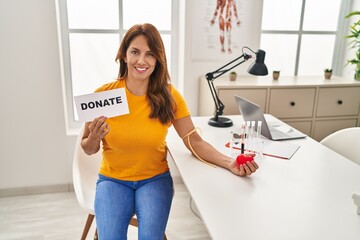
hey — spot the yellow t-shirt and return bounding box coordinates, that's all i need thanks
[95,79,190,181]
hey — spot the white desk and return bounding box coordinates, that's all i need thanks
[166,115,360,240]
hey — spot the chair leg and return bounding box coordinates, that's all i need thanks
[81,214,95,240]
[129,217,138,227]
[94,228,98,240]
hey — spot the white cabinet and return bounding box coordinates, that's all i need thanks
[268,88,316,118]
[316,87,360,117]
[198,76,360,141]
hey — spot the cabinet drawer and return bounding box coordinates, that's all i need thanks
[313,119,358,141]
[316,87,360,117]
[269,88,316,118]
[218,89,267,115]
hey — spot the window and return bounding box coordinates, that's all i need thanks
[56,0,177,133]
[260,0,350,76]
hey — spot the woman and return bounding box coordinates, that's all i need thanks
[81,23,258,240]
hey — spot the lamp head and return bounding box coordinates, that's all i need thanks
[247,49,268,76]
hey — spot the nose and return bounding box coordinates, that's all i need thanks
[137,53,146,64]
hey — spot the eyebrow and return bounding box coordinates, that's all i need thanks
[129,46,152,53]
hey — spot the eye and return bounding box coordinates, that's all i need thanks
[147,52,155,57]
[130,50,139,55]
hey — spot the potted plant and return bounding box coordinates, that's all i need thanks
[229,71,237,81]
[324,68,332,79]
[272,70,280,80]
[345,11,360,80]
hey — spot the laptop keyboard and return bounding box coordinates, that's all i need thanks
[270,127,290,139]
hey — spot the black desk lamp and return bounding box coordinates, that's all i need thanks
[205,47,268,127]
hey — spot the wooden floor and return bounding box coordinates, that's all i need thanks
[0,183,211,240]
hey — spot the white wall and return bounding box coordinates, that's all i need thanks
[0,0,76,191]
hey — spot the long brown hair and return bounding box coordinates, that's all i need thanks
[115,23,176,124]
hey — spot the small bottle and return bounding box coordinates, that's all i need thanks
[245,121,250,152]
[251,121,255,135]
[241,123,246,154]
[256,121,264,157]
[248,121,255,152]
[256,121,262,138]
[230,131,241,158]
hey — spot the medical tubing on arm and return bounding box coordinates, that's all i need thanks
[181,128,217,168]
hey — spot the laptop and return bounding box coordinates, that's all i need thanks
[234,95,307,141]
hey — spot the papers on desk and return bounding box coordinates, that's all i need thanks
[226,138,300,160]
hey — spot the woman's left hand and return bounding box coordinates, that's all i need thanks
[229,159,259,177]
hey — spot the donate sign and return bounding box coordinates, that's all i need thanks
[74,88,129,122]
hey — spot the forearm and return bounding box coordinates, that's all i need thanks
[195,141,232,169]
[183,135,232,170]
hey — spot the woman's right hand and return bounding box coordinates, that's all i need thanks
[81,116,110,155]
[88,116,110,140]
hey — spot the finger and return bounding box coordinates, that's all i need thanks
[99,121,108,132]
[89,117,108,139]
[252,161,259,169]
[242,163,252,175]
[95,116,107,129]
[99,124,110,138]
[89,116,103,131]
[238,165,246,177]
[245,161,258,173]
[93,117,107,135]
[88,119,96,131]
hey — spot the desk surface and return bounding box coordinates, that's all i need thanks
[166,115,360,240]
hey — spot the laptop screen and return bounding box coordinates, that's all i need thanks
[234,95,272,139]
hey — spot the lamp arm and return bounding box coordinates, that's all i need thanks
[206,53,250,79]
[207,79,224,120]
[205,53,251,120]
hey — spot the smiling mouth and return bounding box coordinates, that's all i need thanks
[135,67,147,72]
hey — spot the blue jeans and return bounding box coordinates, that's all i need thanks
[94,171,173,240]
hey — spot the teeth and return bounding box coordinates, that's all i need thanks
[136,67,146,71]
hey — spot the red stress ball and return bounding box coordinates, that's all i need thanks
[236,154,255,167]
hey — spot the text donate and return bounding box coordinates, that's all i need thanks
[81,97,122,110]
[74,88,130,122]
